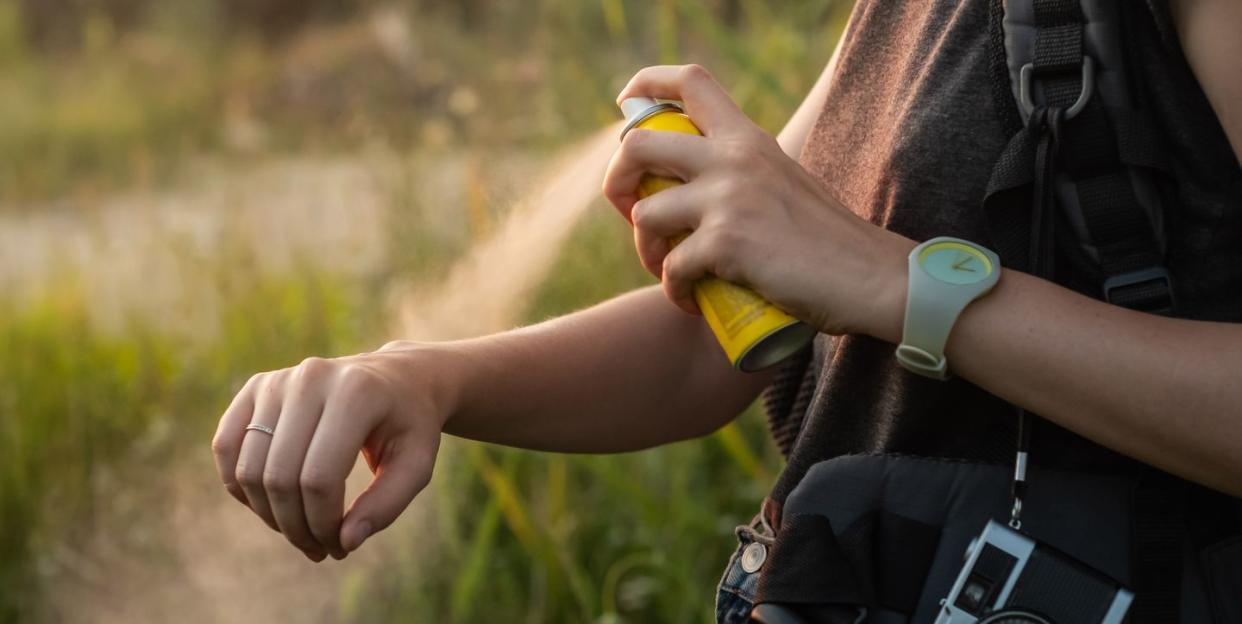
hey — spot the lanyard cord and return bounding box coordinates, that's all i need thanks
[1010,409,1033,530]
[1009,105,1063,531]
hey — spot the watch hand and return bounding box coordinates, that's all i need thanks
[951,254,977,272]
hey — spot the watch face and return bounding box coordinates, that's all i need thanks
[918,241,995,285]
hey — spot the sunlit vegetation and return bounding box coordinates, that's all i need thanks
[0,1,850,621]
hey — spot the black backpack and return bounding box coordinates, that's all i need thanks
[740,1,1242,622]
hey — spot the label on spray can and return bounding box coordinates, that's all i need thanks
[619,97,815,371]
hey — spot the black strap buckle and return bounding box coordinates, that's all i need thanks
[1018,56,1095,122]
[1103,266,1175,314]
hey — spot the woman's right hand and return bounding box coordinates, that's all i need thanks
[210,341,449,561]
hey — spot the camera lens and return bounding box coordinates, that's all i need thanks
[961,579,988,610]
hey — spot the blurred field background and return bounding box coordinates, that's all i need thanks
[0,1,850,622]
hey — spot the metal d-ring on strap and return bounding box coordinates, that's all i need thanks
[1018,56,1095,122]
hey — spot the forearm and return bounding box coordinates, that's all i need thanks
[943,1,1242,492]
[433,51,839,454]
[438,56,838,453]
[872,269,1242,495]
[431,286,771,453]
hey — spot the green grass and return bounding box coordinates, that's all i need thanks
[0,1,852,621]
[0,269,380,621]
[0,0,850,203]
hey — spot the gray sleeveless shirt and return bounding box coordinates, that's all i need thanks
[764,0,1242,514]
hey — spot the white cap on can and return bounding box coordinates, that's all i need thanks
[619,97,684,139]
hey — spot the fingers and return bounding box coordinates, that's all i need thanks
[302,364,394,553]
[340,434,438,553]
[234,373,285,535]
[661,228,742,316]
[265,358,337,560]
[630,183,703,277]
[212,374,260,507]
[603,129,710,221]
[616,64,750,135]
[299,365,388,560]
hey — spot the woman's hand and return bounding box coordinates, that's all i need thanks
[210,342,446,561]
[603,64,915,341]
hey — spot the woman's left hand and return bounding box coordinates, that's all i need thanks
[603,64,915,341]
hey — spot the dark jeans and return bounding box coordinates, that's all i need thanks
[715,511,774,624]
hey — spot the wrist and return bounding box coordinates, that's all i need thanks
[863,235,915,344]
[370,341,465,432]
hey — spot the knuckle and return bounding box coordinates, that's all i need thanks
[662,253,684,281]
[602,177,624,206]
[628,66,655,83]
[720,141,757,167]
[263,468,296,496]
[245,372,266,390]
[379,340,409,352]
[236,462,262,489]
[620,127,650,154]
[337,364,379,395]
[257,370,288,396]
[296,356,330,380]
[211,435,235,461]
[679,63,711,84]
[715,178,748,208]
[630,200,649,229]
[299,469,335,498]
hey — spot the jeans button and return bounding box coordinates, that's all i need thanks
[740,541,767,574]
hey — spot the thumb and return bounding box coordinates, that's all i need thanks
[340,436,438,552]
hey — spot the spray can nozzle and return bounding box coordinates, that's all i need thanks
[619,98,685,139]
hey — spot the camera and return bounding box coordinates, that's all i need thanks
[934,520,1133,624]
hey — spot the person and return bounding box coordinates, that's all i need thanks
[211,0,1241,620]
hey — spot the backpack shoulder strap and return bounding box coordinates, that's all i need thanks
[985,0,1175,314]
[986,2,1242,622]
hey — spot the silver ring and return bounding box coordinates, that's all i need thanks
[245,423,276,436]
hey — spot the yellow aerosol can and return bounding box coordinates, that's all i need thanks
[619,97,816,372]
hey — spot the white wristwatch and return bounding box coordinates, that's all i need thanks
[896,237,1002,380]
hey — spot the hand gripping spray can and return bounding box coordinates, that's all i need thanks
[619,97,816,371]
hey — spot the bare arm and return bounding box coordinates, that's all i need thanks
[433,287,762,452]
[923,0,1242,496]
[885,271,1242,497]
[607,49,1242,502]
[436,54,844,453]
[211,51,843,559]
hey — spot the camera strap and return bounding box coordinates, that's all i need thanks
[1007,410,1032,530]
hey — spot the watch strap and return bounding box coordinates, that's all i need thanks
[897,276,973,380]
[896,237,1001,380]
